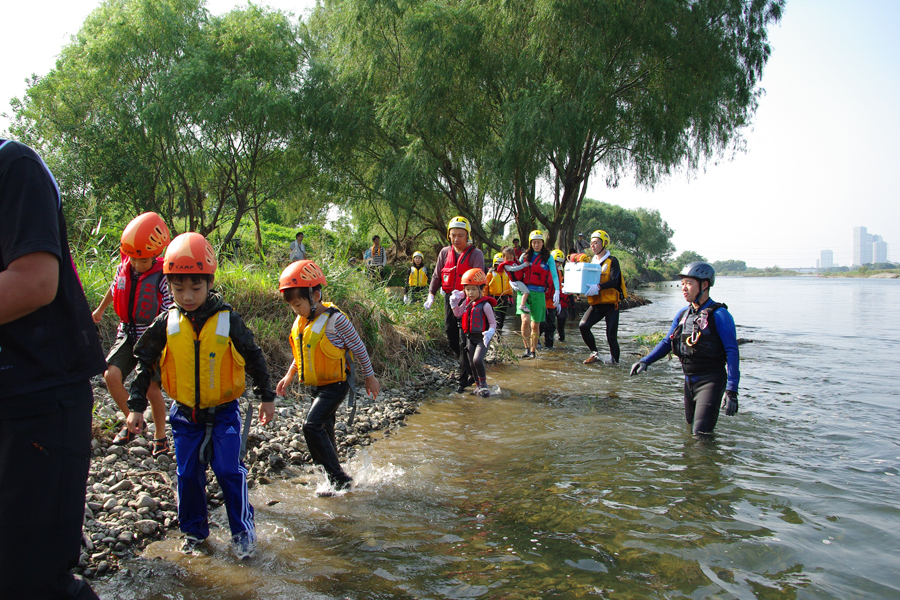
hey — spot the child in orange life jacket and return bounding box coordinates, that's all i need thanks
[128,232,277,560]
[404,251,429,304]
[450,268,498,397]
[497,245,531,313]
[485,252,513,330]
[91,212,172,455]
[275,260,380,494]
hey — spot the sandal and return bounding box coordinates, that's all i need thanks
[151,437,170,457]
[112,424,142,446]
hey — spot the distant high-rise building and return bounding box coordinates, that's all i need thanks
[874,240,888,263]
[853,226,874,266]
[820,249,833,269]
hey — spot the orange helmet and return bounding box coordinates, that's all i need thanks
[121,212,170,258]
[460,268,487,286]
[163,232,217,274]
[279,260,327,290]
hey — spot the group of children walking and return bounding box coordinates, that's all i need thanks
[98,210,624,560]
[97,212,379,560]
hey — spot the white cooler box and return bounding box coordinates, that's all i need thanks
[563,262,604,294]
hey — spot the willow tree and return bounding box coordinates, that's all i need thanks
[492,0,785,252]
[13,0,306,249]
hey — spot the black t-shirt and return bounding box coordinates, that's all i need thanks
[0,140,106,417]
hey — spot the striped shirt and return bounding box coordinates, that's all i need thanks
[110,267,173,340]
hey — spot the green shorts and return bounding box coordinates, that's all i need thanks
[106,335,160,381]
[516,289,547,323]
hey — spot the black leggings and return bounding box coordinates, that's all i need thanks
[304,381,351,483]
[461,332,487,385]
[683,370,727,435]
[579,303,620,362]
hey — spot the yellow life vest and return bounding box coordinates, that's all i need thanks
[408,265,428,287]
[159,308,246,409]
[289,302,352,387]
[486,270,511,297]
[587,256,628,306]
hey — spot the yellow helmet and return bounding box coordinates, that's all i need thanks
[412,251,424,260]
[591,230,610,247]
[529,229,544,241]
[492,252,503,265]
[447,216,471,241]
[551,249,565,262]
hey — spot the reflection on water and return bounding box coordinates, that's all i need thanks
[97,277,900,599]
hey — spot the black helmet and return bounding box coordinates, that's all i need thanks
[679,261,715,287]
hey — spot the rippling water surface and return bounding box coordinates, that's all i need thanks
[97,277,900,599]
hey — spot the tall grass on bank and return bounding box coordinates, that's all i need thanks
[74,247,446,386]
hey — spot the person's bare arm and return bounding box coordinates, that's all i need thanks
[0,251,58,325]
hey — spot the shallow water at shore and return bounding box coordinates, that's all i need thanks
[96,276,900,599]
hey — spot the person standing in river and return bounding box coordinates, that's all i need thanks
[630,262,740,435]
[425,217,485,380]
[579,230,627,364]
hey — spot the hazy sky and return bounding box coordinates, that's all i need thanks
[3,1,898,267]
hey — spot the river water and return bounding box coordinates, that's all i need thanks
[97,276,900,599]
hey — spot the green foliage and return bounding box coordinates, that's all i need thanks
[633,331,666,357]
[712,259,748,274]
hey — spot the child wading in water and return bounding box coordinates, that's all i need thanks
[450,268,497,397]
[276,260,380,494]
[129,232,277,559]
[92,212,172,455]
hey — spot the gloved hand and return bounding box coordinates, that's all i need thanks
[439,289,446,297]
[450,289,465,308]
[403,294,409,304]
[586,284,600,296]
[722,390,739,416]
[630,361,647,376]
[482,327,495,347]
[423,293,435,310]
[553,290,560,309]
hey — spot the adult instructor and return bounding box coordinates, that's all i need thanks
[425,217,485,378]
[630,262,740,435]
[0,139,107,599]
[579,230,627,364]
[517,230,560,358]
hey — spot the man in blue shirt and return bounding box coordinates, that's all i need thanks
[630,262,740,435]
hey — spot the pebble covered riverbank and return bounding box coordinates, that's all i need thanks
[78,349,460,580]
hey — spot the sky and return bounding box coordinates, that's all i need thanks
[3,0,898,268]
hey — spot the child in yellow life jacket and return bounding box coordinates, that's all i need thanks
[275,260,380,495]
[450,268,498,397]
[91,212,172,455]
[485,252,513,330]
[404,251,429,304]
[128,232,276,560]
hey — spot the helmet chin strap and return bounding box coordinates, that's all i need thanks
[307,288,320,321]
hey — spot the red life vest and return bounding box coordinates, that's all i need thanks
[441,245,476,293]
[461,296,498,333]
[520,252,552,291]
[112,256,165,326]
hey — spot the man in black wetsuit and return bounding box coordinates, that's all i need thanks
[580,230,627,364]
[630,262,740,435]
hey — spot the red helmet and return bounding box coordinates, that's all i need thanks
[121,212,170,258]
[460,268,487,286]
[163,232,217,274]
[279,260,327,290]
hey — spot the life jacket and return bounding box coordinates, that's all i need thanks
[461,296,498,333]
[112,256,165,327]
[159,308,246,409]
[587,255,628,306]
[487,270,512,297]
[440,245,476,293]
[520,253,553,291]
[289,302,353,387]
[408,265,429,287]
[671,302,728,374]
